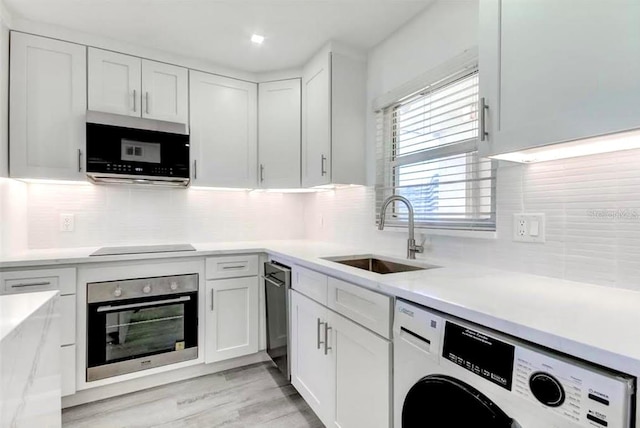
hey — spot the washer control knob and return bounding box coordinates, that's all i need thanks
[170,281,178,291]
[529,372,565,407]
[143,284,152,294]
[113,287,122,297]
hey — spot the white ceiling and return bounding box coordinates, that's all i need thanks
[4,0,434,73]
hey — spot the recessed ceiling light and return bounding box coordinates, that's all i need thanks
[251,34,265,45]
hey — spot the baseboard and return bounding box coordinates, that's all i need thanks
[62,351,271,409]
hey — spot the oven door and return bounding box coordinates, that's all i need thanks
[87,292,198,381]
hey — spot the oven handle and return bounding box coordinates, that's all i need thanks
[96,296,191,313]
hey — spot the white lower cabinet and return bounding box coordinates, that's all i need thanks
[329,310,391,428]
[290,290,334,422]
[290,289,391,428]
[205,277,259,363]
[61,345,76,397]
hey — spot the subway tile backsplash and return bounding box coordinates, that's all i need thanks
[304,149,640,292]
[3,148,640,292]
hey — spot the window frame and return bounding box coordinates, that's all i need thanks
[376,67,497,232]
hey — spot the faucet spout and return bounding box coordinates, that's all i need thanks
[377,195,424,259]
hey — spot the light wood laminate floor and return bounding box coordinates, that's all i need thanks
[62,362,324,428]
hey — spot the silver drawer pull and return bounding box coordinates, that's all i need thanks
[11,281,52,288]
[222,265,246,270]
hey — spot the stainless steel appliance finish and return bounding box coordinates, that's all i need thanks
[323,254,439,274]
[86,273,198,381]
[378,195,424,259]
[90,244,196,257]
[85,111,190,187]
[263,261,291,380]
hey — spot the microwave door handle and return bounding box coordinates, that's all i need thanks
[96,296,191,313]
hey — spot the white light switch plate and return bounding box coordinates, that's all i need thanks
[513,213,545,243]
[60,213,75,232]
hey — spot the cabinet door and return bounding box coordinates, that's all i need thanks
[205,277,259,363]
[258,79,301,188]
[88,48,141,117]
[141,59,188,124]
[189,70,258,187]
[479,0,640,157]
[328,311,390,428]
[290,290,333,424]
[9,33,86,180]
[301,51,331,187]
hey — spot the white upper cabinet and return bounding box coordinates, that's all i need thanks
[10,32,87,180]
[88,49,188,124]
[141,59,188,124]
[302,45,366,187]
[258,79,301,188]
[189,70,258,188]
[88,48,141,117]
[302,51,331,187]
[478,0,640,157]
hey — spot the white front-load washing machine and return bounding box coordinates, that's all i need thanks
[394,299,635,428]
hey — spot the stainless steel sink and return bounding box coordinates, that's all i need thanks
[323,255,439,275]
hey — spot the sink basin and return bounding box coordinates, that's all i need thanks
[323,255,439,275]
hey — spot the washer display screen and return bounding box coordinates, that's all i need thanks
[442,322,515,390]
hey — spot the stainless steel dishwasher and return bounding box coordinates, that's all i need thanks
[263,261,291,380]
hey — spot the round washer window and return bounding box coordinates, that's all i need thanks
[402,374,518,428]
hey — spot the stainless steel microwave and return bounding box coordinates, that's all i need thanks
[85,111,190,187]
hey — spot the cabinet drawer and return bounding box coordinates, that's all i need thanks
[60,295,76,346]
[61,344,76,397]
[327,277,392,338]
[292,265,328,306]
[206,255,259,279]
[1,267,76,295]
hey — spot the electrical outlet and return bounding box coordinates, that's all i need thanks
[60,213,75,232]
[513,213,545,243]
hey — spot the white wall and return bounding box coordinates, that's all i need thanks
[305,0,640,293]
[365,0,479,184]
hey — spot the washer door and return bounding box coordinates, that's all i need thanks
[402,375,519,428]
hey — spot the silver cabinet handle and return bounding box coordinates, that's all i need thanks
[317,318,325,350]
[78,149,82,172]
[11,281,51,288]
[321,155,327,176]
[193,160,197,179]
[260,164,264,183]
[324,323,332,355]
[222,265,245,270]
[133,89,137,112]
[146,92,150,115]
[210,289,214,311]
[479,97,489,141]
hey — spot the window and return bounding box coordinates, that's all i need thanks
[376,67,496,231]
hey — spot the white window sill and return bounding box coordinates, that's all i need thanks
[379,225,497,240]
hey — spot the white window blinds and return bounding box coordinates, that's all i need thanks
[375,68,496,231]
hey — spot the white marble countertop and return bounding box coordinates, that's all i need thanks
[0,290,59,343]
[2,240,640,376]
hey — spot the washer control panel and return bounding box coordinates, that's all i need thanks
[514,346,633,427]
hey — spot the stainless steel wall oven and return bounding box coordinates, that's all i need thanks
[86,273,198,381]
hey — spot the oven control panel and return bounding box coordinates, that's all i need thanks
[514,347,634,428]
[87,273,198,303]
